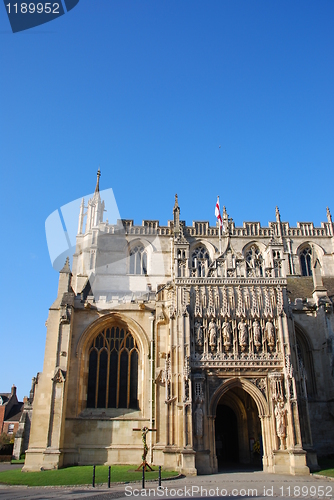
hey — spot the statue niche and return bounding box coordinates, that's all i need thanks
[222,319,232,351]
[238,319,248,351]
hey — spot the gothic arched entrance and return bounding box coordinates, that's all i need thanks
[211,378,268,471]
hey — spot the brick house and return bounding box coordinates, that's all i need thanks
[0,385,24,437]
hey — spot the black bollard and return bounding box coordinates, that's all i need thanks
[142,465,145,489]
[92,465,96,487]
[158,465,161,487]
[108,465,111,488]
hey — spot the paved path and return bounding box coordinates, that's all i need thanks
[0,463,23,472]
[0,470,333,500]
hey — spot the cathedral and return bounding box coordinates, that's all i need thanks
[24,171,334,475]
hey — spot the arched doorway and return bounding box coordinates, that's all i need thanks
[214,383,263,471]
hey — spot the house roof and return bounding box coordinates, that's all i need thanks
[5,403,24,422]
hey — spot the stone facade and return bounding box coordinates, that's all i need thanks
[24,172,334,475]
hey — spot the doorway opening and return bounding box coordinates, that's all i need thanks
[215,404,238,466]
[215,386,263,471]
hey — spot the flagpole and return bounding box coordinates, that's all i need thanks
[218,196,222,254]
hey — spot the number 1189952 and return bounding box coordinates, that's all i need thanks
[6,3,60,14]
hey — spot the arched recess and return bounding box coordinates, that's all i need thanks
[210,377,268,419]
[190,240,216,261]
[242,242,266,277]
[75,312,149,413]
[210,378,268,467]
[294,322,317,398]
[242,241,267,256]
[295,242,325,277]
[190,243,212,277]
[128,238,155,275]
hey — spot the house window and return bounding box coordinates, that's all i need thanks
[87,325,139,409]
[245,245,263,277]
[8,424,14,434]
[192,246,210,277]
[300,247,312,276]
[129,245,147,275]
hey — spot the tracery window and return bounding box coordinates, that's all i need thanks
[129,245,147,275]
[87,325,139,409]
[192,246,210,277]
[245,245,263,277]
[300,246,312,276]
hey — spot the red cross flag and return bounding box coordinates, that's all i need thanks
[215,196,223,229]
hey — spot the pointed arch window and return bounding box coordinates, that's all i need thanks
[192,246,210,277]
[87,325,139,409]
[300,246,312,276]
[245,245,263,277]
[129,245,147,275]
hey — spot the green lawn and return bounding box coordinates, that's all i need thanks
[0,465,178,487]
[315,458,334,478]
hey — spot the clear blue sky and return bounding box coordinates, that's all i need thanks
[1,1,333,399]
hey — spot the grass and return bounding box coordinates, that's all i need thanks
[315,458,334,478]
[0,464,179,487]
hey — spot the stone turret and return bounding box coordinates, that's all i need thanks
[57,257,72,298]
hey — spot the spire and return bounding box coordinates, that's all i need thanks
[327,207,332,224]
[95,167,101,194]
[60,257,71,274]
[275,206,281,222]
[58,257,72,297]
[173,194,180,235]
[173,194,179,212]
[77,198,85,235]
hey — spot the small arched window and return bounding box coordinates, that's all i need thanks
[129,245,147,275]
[87,325,139,409]
[300,246,312,276]
[245,245,263,277]
[192,246,210,277]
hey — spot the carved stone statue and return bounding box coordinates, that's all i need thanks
[253,320,261,348]
[209,320,217,350]
[274,399,286,449]
[265,321,275,348]
[238,319,248,349]
[194,321,203,347]
[222,320,232,348]
[194,403,204,437]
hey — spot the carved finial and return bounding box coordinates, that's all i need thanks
[60,257,71,274]
[327,207,332,223]
[275,206,280,222]
[95,167,101,193]
[173,194,181,239]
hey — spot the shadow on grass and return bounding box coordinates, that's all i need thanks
[0,464,179,487]
[315,457,334,478]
